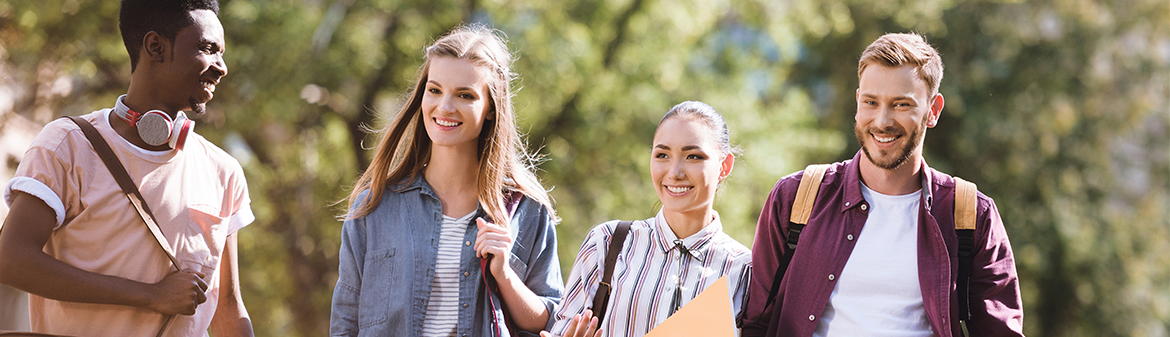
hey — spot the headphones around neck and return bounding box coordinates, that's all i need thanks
[113,105,193,151]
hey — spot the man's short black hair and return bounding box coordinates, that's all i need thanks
[119,0,219,72]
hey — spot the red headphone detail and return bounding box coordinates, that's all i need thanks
[116,107,194,151]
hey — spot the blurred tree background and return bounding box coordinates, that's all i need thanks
[1,0,1167,335]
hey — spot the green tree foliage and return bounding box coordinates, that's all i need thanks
[1,0,1166,335]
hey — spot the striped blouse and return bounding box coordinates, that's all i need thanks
[421,211,476,337]
[550,210,753,337]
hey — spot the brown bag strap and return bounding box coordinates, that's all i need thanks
[65,116,180,337]
[591,220,632,324]
[65,116,180,269]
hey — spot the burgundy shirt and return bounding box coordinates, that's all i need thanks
[742,151,1024,337]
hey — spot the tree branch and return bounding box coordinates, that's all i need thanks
[528,0,650,150]
[347,14,403,169]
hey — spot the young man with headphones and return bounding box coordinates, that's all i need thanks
[741,33,1023,337]
[0,0,253,336]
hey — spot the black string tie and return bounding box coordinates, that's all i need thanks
[669,239,691,316]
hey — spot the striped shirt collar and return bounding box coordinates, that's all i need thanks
[650,209,724,262]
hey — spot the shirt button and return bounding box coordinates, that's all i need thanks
[860,204,868,211]
[828,274,835,281]
[847,234,854,241]
[845,202,851,207]
[465,241,471,246]
[809,314,816,321]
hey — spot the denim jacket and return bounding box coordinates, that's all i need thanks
[330,175,563,336]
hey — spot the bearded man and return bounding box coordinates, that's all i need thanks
[742,33,1024,337]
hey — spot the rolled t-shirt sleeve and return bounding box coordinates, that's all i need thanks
[5,177,66,227]
[6,125,82,230]
[224,157,253,235]
[227,202,254,234]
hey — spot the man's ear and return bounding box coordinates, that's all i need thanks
[143,31,167,64]
[926,93,944,128]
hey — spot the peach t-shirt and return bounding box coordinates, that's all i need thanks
[3,103,253,337]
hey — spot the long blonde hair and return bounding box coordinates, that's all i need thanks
[345,25,556,226]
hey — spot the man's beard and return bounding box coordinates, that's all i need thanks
[855,114,928,170]
[189,97,206,115]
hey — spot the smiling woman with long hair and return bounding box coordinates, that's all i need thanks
[330,25,562,337]
[543,101,752,337]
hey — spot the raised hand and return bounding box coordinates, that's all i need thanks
[475,217,515,280]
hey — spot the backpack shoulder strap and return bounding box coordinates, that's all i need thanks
[954,177,977,230]
[790,164,830,226]
[591,220,633,324]
[758,164,830,321]
[953,176,978,337]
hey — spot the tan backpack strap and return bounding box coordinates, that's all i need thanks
[953,176,978,336]
[954,177,977,230]
[758,164,831,321]
[790,164,830,225]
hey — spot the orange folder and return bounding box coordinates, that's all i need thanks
[644,275,736,337]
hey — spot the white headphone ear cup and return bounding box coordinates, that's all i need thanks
[170,115,194,151]
[137,110,174,146]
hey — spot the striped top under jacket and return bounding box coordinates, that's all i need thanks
[550,210,753,337]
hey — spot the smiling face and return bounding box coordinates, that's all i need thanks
[854,64,943,170]
[420,56,493,152]
[651,116,734,218]
[156,9,227,115]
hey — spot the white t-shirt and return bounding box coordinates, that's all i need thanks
[812,183,932,337]
[3,103,253,337]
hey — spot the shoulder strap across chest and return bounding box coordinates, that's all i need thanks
[590,220,632,325]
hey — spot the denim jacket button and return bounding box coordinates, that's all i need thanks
[465,241,471,246]
[464,272,470,276]
[462,303,469,308]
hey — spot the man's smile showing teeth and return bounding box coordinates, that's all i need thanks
[873,134,897,143]
[435,118,462,127]
[201,80,216,91]
[667,186,692,194]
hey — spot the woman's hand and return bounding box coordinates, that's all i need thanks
[475,218,515,282]
[540,309,603,337]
